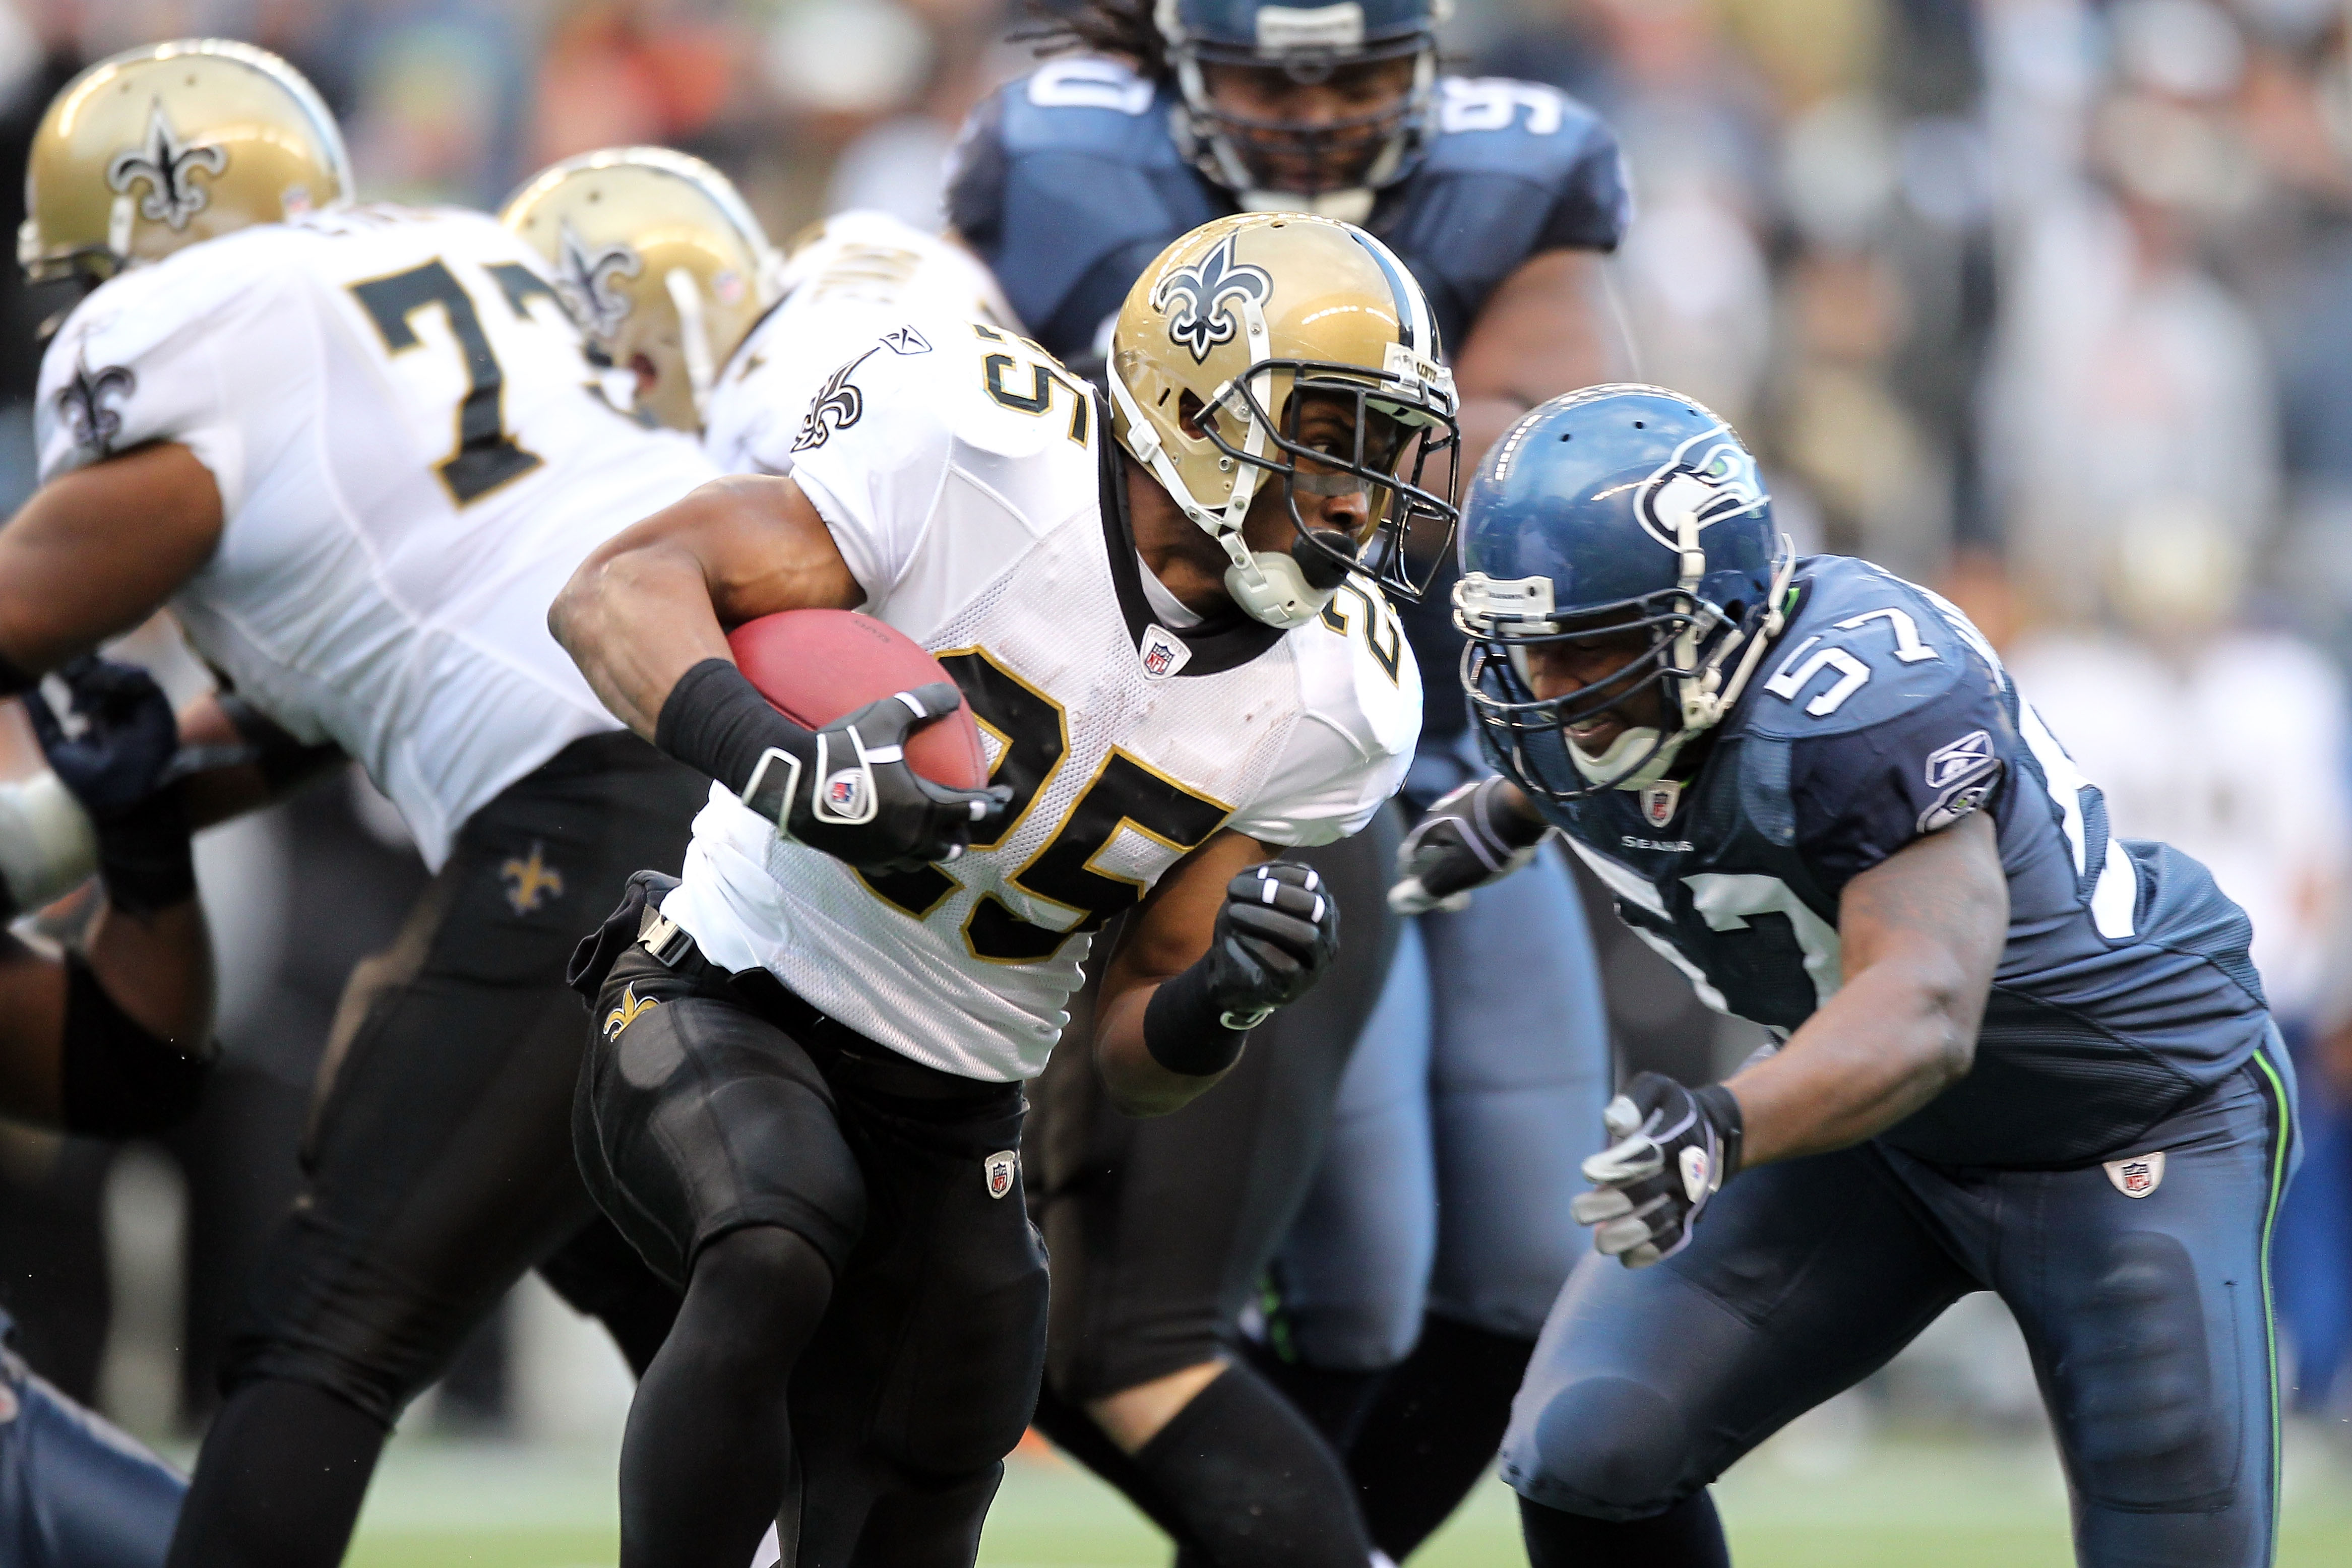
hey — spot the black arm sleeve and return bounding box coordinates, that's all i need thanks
[57,949,211,1137]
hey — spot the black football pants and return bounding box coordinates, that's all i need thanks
[166,734,704,1567]
[577,900,1049,1567]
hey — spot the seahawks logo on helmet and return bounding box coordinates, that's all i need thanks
[106,104,228,231]
[55,358,136,456]
[1155,232,1272,364]
[554,222,643,338]
[1635,424,1769,552]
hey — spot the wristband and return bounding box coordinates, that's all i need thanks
[1694,1083,1745,1180]
[92,789,196,917]
[1141,960,1253,1077]
[0,648,33,698]
[653,658,810,796]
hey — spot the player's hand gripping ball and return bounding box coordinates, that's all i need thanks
[1571,1072,1746,1269]
[1203,862,1343,1028]
[728,610,1007,874]
[1389,775,1551,915]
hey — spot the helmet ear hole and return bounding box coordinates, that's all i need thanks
[1177,390,1211,441]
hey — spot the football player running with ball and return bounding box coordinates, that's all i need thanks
[1406,386,2293,1567]
[948,4,1629,1554]
[0,40,735,1567]
[548,210,1452,1567]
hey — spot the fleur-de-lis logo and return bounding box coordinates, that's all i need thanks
[602,983,660,1040]
[55,357,136,456]
[106,104,228,231]
[792,347,878,452]
[499,842,565,915]
[1154,232,1273,364]
[554,222,642,338]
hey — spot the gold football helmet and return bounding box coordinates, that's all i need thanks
[500,147,783,433]
[1107,212,1459,629]
[20,38,350,286]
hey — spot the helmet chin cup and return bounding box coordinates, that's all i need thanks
[1225,548,1335,629]
[1569,724,1691,790]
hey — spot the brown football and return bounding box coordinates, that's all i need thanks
[726,609,988,792]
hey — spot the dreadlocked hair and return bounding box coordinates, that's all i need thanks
[1016,1,1171,81]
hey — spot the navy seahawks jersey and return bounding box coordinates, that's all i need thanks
[1528,556,2268,1169]
[947,55,1632,743]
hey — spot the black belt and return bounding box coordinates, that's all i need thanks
[634,909,1013,1106]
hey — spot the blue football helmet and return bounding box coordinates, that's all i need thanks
[1157,0,1448,216]
[1454,385,1794,800]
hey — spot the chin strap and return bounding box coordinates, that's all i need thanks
[666,267,716,427]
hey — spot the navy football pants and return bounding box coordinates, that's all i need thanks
[1504,1044,2298,1567]
[0,1316,183,1567]
[1273,841,1611,1363]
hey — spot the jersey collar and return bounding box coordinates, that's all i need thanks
[1096,398,1285,677]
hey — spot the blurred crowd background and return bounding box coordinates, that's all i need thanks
[3,0,2351,1478]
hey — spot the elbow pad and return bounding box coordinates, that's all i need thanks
[58,951,211,1138]
[0,771,98,919]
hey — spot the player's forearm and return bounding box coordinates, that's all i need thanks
[551,542,734,741]
[1724,957,1981,1166]
[1094,980,1233,1116]
[84,897,213,1048]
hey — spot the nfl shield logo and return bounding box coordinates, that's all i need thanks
[824,770,869,815]
[2102,1151,2165,1199]
[1140,625,1191,678]
[984,1150,1018,1200]
[1641,781,1681,828]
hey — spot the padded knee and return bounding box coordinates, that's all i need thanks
[2054,1230,2234,1511]
[1503,1375,1699,1522]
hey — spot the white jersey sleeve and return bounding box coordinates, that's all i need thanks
[703,212,1018,481]
[36,247,286,505]
[782,313,1093,626]
[1228,579,1421,847]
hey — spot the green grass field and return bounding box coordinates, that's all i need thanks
[339,1420,2352,1566]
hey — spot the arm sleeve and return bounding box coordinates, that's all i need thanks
[1786,682,2014,893]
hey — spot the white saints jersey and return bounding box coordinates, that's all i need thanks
[36,205,720,867]
[702,211,1016,477]
[667,310,1421,1082]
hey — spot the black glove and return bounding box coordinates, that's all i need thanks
[1569,1071,1745,1269]
[1389,775,1550,915]
[1143,861,1342,1076]
[25,657,194,916]
[656,659,1009,875]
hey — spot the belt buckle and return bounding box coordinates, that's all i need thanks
[637,910,696,969]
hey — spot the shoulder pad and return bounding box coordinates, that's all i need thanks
[996,58,1183,157]
[1425,78,1619,178]
[43,224,299,386]
[948,62,1216,359]
[1295,578,1423,763]
[1736,557,2000,741]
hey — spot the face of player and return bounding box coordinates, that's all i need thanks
[1200,56,1418,193]
[1236,391,1398,554]
[1520,623,1673,760]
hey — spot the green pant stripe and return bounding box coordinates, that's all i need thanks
[2250,1043,2295,1535]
